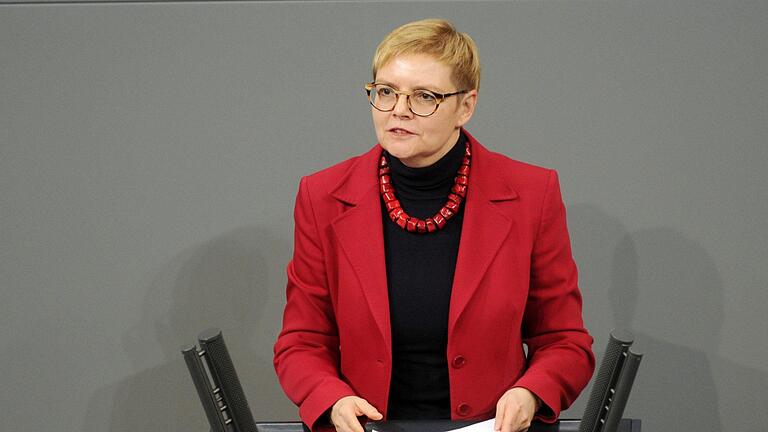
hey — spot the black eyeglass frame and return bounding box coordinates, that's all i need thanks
[364,82,469,117]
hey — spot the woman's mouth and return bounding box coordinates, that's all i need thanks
[388,128,414,136]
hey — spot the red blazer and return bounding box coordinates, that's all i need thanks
[274,129,594,430]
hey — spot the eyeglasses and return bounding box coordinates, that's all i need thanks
[365,82,468,117]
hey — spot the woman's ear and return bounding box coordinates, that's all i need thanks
[457,89,478,127]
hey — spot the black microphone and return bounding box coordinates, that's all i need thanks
[182,342,229,432]
[182,328,258,432]
[602,350,642,432]
[578,330,642,432]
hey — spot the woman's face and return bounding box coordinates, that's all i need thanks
[372,54,477,168]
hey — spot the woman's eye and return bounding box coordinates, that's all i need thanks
[416,91,436,102]
[378,87,394,96]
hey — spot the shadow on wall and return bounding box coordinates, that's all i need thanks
[563,204,635,418]
[609,226,722,432]
[567,204,767,432]
[612,227,768,432]
[84,226,295,432]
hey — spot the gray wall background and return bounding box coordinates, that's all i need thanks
[1,1,766,431]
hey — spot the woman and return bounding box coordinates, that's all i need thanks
[274,19,594,432]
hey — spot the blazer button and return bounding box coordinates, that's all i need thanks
[456,403,472,416]
[452,355,467,369]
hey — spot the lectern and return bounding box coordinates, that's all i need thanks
[183,329,641,432]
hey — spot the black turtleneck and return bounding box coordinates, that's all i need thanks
[382,131,467,420]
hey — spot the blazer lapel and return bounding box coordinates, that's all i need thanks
[330,145,392,351]
[448,130,519,335]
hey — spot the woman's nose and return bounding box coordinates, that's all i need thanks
[392,94,413,118]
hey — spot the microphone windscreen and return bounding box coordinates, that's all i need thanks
[182,344,228,432]
[578,330,634,432]
[602,349,642,432]
[199,328,258,432]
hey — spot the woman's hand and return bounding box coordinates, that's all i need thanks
[330,395,383,432]
[493,387,541,432]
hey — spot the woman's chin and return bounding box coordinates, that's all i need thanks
[382,141,415,160]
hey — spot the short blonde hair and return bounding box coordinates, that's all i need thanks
[372,18,481,91]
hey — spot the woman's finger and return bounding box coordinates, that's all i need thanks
[348,417,365,432]
[341,409,364,432]
[332,399,359,432]
[355,399,383,420]
[501,402,524,432]
[494,395,509,431]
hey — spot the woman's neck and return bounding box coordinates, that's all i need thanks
[385,131,467,200]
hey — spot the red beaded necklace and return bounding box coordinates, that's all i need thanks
[379,142,471,234]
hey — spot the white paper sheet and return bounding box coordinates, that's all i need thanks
[373,419,496,432]
[446,419,496,432]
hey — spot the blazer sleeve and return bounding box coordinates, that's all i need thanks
[512,170,596,422]
[273,176,356,430]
